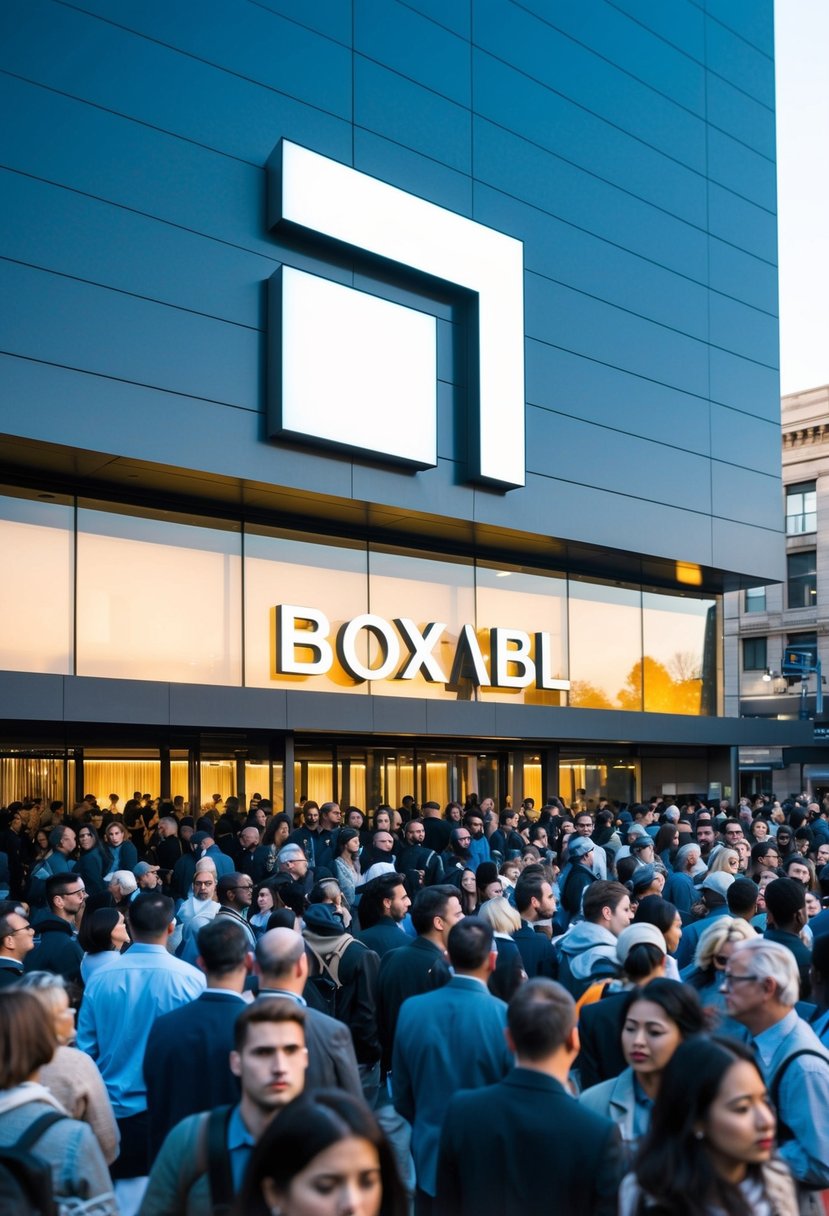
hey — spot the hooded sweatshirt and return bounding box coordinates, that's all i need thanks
[557,921,620,994]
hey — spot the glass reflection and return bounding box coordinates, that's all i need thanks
[476,564,567,705]
[642,591,717,715]
[568,579,642,710]
[0,493,73,675]
[77,506,241,685]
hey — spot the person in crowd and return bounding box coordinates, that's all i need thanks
[681,916,756,1033]
[764,876,812,998]
[332,827,362,907]
[174,862,220,961]
[0,900,36,985]
[77,892,206,1195]
[375,886,461,1080]
[436,979,622,1216]
[236,1088,407,1216]
[668,842,703,915]
[393,918,513,1214]
[287,802,322,870]
[489,808,525,861]
[557,880,634,998]
[27,824,77,907]
[248,879,279,940]
[356,873,411,957]
[557,834,599,923]
[674,872,735,969]
[24,872,86,983]
[721,937,829,1195]
[706,847,740,877]
[453,866,478,914]
[134,861,162,893]
[76,823,109,895]
[144,917,251,1161]
[254,927,363,1100]
[512,871,558,979]
[396,817,443,890]
[478,895,526,1001]
[16,970,120,1165]
[103,818,139,874]
[462,811,491,873]
[576,924,667,1088]
[78,906,131,984]
[0,989,116,1213]
[216,872,257,949]
[810,933,829,1046]
[632,895,682,979]
[140,999,308,1216]
[276,844,315,900]
[252,812,292,880]
[619,1036,798,1216]
[578,978,707,1151]
[418,801,451,855]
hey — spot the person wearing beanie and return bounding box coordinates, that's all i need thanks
[558,834,599,924]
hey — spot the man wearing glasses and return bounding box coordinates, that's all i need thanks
[0,902,35,986]
[24,873,86,983]
[722,938,829,1199]
[216,872,256,948]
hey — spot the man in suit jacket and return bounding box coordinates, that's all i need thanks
[393,918,513,1215]
[512,872,557,979]
[253,926,363,1101]
[0,901,35,986]
[143,916,251,1160]
[436,978,622,1216]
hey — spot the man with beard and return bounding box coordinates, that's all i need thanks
[397,819,443,889]
[175,863,220,963]
[440,827,472,880]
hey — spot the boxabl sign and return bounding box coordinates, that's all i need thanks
[266,141,525,489]
[274,605,569,692]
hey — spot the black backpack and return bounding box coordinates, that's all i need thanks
[0,1109,65,1216]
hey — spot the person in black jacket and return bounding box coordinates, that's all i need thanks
[512,871,558,979]
[435,979,622,1216]
[24,873,85,983]
[301,902,380,1072]
[357,873,411,957]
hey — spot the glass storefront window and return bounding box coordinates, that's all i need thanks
[201,758,236,807]
[0,754,68,807]
[83,751,161,806]
[476,564,568,705]
[568,579,642,710]
[642,592,717,715]
[560,756,640,807]
[368,547,475,699]
[0,492,73,675]
[245,529,368,694]
[76,505,242,685]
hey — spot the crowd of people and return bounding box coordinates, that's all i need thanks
[0,786,828,1215]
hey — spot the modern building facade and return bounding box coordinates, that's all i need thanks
[0,0,808,812]
[727,384,829,798]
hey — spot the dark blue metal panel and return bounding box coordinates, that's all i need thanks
[355,57,472,172]
[709,347,780,419]
[706,74,776,159]
[706,16,775,108]
[355,0,471,106]
[708,183,779,262]
[710,406,781,477]
[608,0,705,59]
[709,237,778,314]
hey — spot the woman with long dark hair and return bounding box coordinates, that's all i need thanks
[76,823,108,895]
[236,1089,406,1216]
[620,1037,797,1216]
[579,979,706,1151]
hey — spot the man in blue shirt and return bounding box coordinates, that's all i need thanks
[140,998,307,1216]
[77,892,205,1186]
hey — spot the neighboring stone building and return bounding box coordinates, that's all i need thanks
[726,385,829,799]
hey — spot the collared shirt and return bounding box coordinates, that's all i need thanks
[257,986,307,1006]
[754,1009,829,1187]
[76,942,206,1119]
[226,1105,257,1192]
[631,1074,654,1140]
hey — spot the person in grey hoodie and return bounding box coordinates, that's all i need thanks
[557,881,634,999]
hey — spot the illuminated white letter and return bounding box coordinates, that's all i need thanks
[276,605,333,675]
[535,632,571,691]
[490,628,535,688]
[448,625,491,688]
[337,614,401,682]
[394,619,448,683]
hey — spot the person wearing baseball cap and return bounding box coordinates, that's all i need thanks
[675,870,735,969]
[134,861,161,892]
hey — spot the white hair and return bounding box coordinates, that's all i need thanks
[731,937,800,1007]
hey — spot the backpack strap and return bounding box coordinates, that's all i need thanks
[14,1110,66,1153]
[206,1105,235,1216]
[769,1048,829,1142]
[318,935,353,986]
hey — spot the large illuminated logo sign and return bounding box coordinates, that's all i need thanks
[266,141,525,489]
[274,605,569,692]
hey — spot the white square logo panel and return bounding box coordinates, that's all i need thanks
[278,267,437,467]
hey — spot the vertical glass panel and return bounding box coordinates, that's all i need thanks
[569,580,642,710]
[170,752,190,811]
[476,564,568,705]
[368,547,475,699]
[201,758,236,804]
[642,592,717,715]
[83,751,160,805]
[0,754,66,806]
[245,759,271,805]
[338,749,367,811]
[272,761,285,816]
[245,529,368,694]
[76,505,241,684]
[559,756,639,807]
[0,492,73,674]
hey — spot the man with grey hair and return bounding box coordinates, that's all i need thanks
[175,862,220,963]
[277,842,314,898]
[254,927,362,1098]
[106,869,138,906]
[723,937,829,1200]
[667,842,702,915]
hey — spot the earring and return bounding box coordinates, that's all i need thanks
[694,1130,704,1141]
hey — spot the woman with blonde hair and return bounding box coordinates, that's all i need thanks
[478,897,525,1000]
[683,916,756,1035]
[706,847,740,877]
